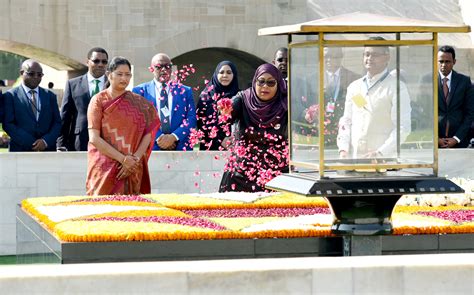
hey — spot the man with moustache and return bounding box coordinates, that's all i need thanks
[337,37,412,159]
[133,53,196,151]
[3,59,61,151]
[57,47,109,151]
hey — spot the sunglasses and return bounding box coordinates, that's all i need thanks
[256,79,277,87]
[24,72,44,78]
[154,63,173,70]
[90,59,108,65]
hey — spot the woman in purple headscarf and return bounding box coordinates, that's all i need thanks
[196,61,240,150]
[219,63,289,192]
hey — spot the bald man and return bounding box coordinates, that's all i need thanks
[3,59,61,151]
[133,53,196,151]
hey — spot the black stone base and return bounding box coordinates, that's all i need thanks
[16,206,341,264]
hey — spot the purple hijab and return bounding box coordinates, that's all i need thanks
[242,63,287,126]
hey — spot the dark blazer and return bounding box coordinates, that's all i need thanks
[3,86,61,151]
[57,74,106,151]
[0,90,3,124]
[292,67,359,146]
[133,80,197,151]
[324,67,360,146]
[438,70,474,148]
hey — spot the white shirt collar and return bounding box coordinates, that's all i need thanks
[87,72,105,84]
[327,67,341,78]
[439,71,452,81]
[154,79,170,90]
[365,68,388,86]
[21,83,39,96]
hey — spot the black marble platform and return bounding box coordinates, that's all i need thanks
[16,205,474,264]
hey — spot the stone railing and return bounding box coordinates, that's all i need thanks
[0,254,473,294]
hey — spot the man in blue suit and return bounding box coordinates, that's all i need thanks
[57,47,108,151]
[3,59,61,151]
[133,53,196,151]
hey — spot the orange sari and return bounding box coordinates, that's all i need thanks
[86,91,160,195]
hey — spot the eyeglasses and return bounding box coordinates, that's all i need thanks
[154,63,173,70]
[363,52,387,58]
[90,59,108,65]
[24,72,44,78]
[113,72,132,79]
[256,79,277,87]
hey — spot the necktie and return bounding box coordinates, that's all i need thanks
[442,77,449,102]
[160,83,171,133]
[30,90,38,119]
[91,79,100,97]
[327,74,336,98]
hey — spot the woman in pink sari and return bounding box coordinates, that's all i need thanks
[86,56,160,195]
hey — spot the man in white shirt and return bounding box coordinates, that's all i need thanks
[57,47,109,151]
[337,38,411,159]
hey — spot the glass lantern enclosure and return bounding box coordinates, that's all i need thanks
[260,13,467,235]
[289,38,435,178]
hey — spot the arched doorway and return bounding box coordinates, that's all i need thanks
[172,47,266,102]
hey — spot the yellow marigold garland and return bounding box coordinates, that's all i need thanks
[21,192,473,243]
[147,192,329,210]
[81,209,190,219]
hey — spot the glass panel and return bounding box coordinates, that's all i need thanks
[323,44,435,174]
[324,33,397,41]
[290,45,319,169]
[404,45,435,164]
[400,33,433,40]
[291,34,319,43]
[322,46,364,160]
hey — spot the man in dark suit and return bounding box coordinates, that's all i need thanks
[301,47,359,147]
[57,47,108,151]
[133,53,196,151]
[3,59,61,151]
[437,46,474,148]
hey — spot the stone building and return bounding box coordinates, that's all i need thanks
[1,0,473,100]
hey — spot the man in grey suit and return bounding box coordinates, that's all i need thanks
[3,59,61,152]
[57,47,108,151]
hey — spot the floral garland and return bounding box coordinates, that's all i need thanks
[21,188,474,243]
